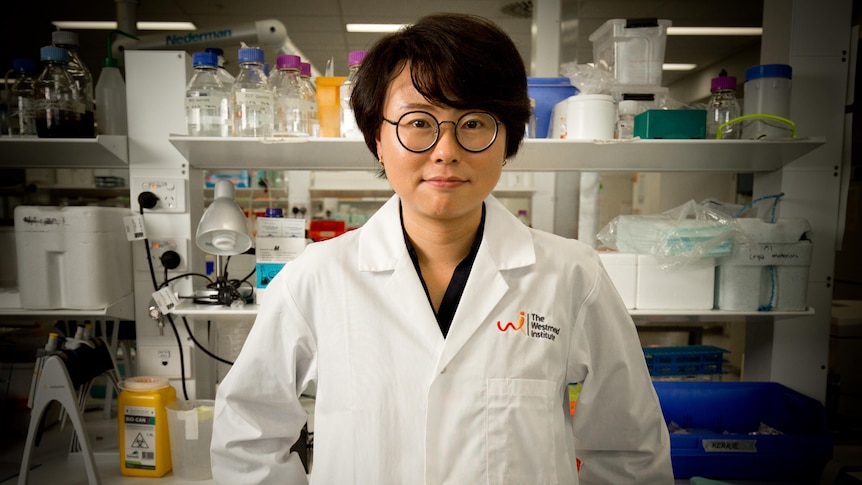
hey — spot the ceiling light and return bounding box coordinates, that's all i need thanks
[663,63,697,71]
[346,23,407,33]
[667,27,762,36]
[51,21,197,31]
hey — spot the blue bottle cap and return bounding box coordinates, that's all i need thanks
[238,47,265,64]
[745,64,792,82]
[205,47,225,57]
[12,58,38,73]
[40,46,69,63]
[265,207,283,218]
[192,52,218,67]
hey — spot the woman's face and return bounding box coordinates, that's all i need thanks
[376,66,506,225]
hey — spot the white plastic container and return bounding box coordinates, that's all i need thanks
[166,399,215,480]
[598,252,637,309]
[715,218,812,311]
[550,94,615,140]
[14,206,132,309]
[743,64,793,139]
[589,18,671,86]
[636,255,715,310]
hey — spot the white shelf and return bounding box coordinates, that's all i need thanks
[0,293,135,321]
[168,135,825,172]
[171,301,260,318]
[0,135,129,168]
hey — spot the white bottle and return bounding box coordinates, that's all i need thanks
[340,50,367,138]
[205,47,235,89]
[616,100,638,139]
[95,57,127,135]
[232,47,273,137]
[272,54,307,137]
[300,61,319,137]
[186,52,230,137]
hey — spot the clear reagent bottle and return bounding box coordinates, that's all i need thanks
[7,58,38,137]
[35,46,87,138]
[232,47,273,137]
[273,54,307,137]
[340,50,367,138]
[186,51,231,137]
[300,61,319,137]
[52,31,94,137]
[616,100,638,139]
[706,69,741,139]
[205,47,235,89]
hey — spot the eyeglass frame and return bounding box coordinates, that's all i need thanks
[381,110,503,154]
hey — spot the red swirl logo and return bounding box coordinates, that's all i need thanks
[497,311,525,332]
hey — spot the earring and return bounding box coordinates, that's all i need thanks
[379,157,384,167]
[502,159,508,167]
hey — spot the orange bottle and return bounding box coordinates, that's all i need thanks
[118,376,177,477]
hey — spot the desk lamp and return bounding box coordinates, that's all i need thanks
[194,179,253,305]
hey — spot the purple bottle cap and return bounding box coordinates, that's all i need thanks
[276,54,301,70]
[300,62,311,77]
[711,74,737,92]
[348,50,367,67]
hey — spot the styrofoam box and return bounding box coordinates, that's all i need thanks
[14,206,133,310]
[598,252,636,309]
[636,255,715,310]
[715,218,812,311]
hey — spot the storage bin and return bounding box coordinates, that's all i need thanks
[633,109,707,139]
[654,381,832,481]
[526,77,578,138]
[636,255,715,310]
[598,252,636,309]
[715,218,812,311]
[589,18,671,86]
[14,206,133,310]
[643,345,728,377]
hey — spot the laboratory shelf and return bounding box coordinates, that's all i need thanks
[0,292,135,321]
[0,135,129,168]
[168,135,825,172]
[171,300,260,319]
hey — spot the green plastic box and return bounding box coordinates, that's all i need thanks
[634,109,706,139]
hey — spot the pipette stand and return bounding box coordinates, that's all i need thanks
[18,355,101,485]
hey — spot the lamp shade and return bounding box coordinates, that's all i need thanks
[195,179,253,256]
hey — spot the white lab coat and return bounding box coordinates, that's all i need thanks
[211,194,673,485]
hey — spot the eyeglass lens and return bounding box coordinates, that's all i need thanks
[394,111,498,153]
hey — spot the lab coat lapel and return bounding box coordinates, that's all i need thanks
[435,196,536,373]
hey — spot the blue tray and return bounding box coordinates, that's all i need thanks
[643,345,729,376]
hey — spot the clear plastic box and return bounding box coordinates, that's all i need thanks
[589,18,671,86]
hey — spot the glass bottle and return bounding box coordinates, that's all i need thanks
[186,51,230,137]
[52,31,95,137]
[300,61,319,137]
[7,58,38,137]
[205,47,235,89]
[616,100,638,139]
[340,50,367,138]
[34,46,86,138]
[272,54,307,137]
[706,69,741,139]
[232,47,273,137]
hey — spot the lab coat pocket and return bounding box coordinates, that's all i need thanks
[486,378,558,485]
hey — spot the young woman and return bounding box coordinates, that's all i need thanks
[211,12,672,484]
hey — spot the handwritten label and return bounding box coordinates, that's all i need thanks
[702,439,757,453]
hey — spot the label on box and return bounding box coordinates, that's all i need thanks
[702,439,757,453]
[256,217,305,237]
[255,237,308,288]
[123,405,157,469]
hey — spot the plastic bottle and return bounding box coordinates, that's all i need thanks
[34,46,87,138]
[186,51,231,137]
[7,58,38,137]
[272,54,307,137]
[232,47,273,137]
[118,376,176,477]
[52,31,95,137]
[706,69,741,139]
[300,62,319,137]
[95,31,137,136]
[616,100,638,139]
[205,47,235,89]
[340,50,367,138]
[517,209,531,226]
[743,64,792,139]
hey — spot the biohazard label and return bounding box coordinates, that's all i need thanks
[124,406,157,469]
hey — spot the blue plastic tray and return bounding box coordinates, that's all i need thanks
[643,345,729,377]
[654,381,832,481]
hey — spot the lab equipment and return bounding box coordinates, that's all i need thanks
[706,69,740,139]
[589,18,671,86]
[273,54,307,136]
[95,31,137,136]
[315,75,346,137]
[186,51,231,137]
[205,47,236,89]
[52,31,95,137]
[525,77,578,138]
[6,58,38,137]
[118,376,177,477]
[742,64,793,139]
[34,46,87,138]
[616,99,638,139]
[232,47,273,137]
[299,62,319,136]
[340,50,367,138]
[633,109,707,139]
[167,400,216,480]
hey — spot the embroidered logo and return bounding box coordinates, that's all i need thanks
[496,311,560,341]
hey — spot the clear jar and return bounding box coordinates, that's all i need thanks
[706,69,741,139]
[232,47,273,137]
[272,54,307,136]
[34,46,87,138]
[340,50,367,138]
[186,52,230,137]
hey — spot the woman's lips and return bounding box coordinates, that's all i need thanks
[424,176,467,188]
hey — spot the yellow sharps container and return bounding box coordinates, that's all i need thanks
[118,376,177,477]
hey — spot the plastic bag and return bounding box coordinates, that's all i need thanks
[597,200,751,269]
[560,62,616,95]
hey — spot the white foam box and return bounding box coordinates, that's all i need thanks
[598,252,637,309]
[14,206,133,310]
[715,219,812,311]
[636,255,715,310]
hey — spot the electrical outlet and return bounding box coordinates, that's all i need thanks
[137,345,193,378]
[132,176,187,213]
[148,238,189,272]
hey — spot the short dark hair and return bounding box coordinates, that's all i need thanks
[351,12,531,164]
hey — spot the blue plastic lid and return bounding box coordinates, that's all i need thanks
[238,47,265,64]
[12,58,38,73]
[40,46,69,63]
[192,52,218,67]
[745,64,792,81]
[264,207,283,218]
[205,47,225,57]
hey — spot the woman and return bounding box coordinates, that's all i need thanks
[211,12,672,484]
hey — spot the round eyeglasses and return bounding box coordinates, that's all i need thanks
[381,111,502,153]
